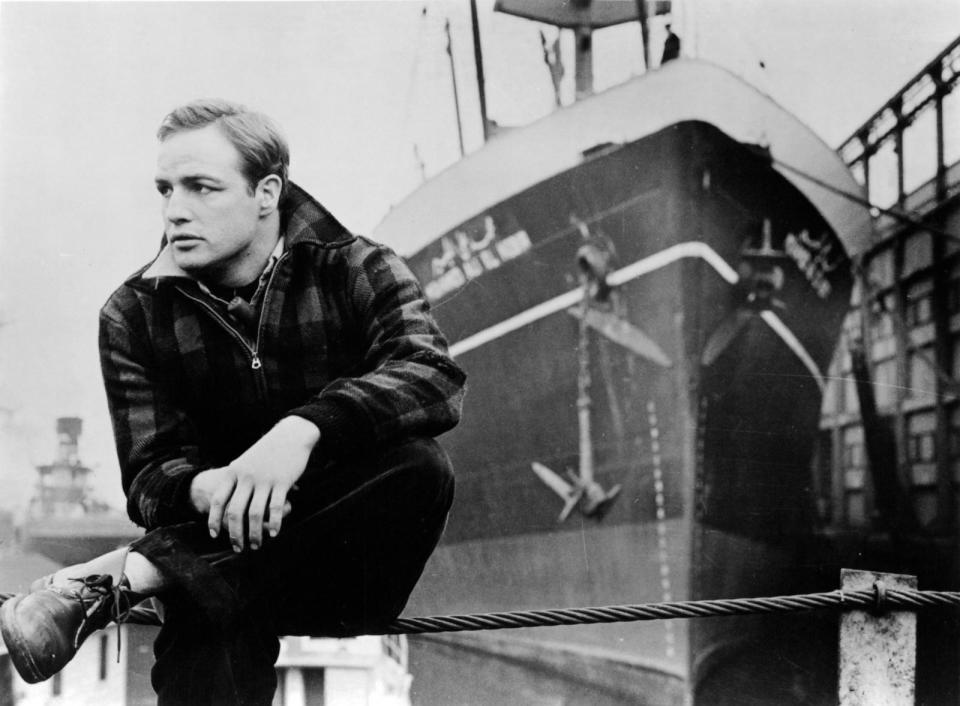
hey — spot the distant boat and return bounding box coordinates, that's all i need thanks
[374,9,871,699]
[21,417,141,567]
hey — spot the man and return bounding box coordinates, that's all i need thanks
[661,23,681,64]
[0,99,465,704]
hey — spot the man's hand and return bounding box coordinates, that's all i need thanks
[190,416,320,552]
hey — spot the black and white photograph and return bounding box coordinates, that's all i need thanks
[1,1,959,704]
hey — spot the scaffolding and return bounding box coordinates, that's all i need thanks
[820,34,960,536]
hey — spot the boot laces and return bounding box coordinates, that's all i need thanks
[63,574,136,659]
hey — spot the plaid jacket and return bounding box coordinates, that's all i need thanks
[99,183,466,530]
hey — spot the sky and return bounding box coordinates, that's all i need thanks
[0,0,958,514]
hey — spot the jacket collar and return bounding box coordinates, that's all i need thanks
[133,181,354,286]
[141,236,285,280]
[281,181,355,249]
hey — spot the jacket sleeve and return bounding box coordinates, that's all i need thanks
[99,303,207,530]
[286,241,466,459]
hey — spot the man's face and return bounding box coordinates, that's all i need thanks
[155,124,265,284]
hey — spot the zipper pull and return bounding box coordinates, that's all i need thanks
[251,354,262,370]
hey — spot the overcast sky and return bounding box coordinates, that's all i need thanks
[1,0,958,513]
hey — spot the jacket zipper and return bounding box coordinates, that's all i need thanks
[173,252,291,408]
[174,252,290,373]
[176,285,261,362]
[251,251,289,371]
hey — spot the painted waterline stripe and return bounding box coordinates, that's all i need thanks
[448,242,739,358]
[607,241,739,288]
[758,310,826,392]
[446,240,826,391]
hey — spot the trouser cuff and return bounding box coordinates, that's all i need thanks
[130,523,240,631]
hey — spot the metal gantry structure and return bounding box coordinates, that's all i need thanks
[819,35,960,539]
[839,35,960,216]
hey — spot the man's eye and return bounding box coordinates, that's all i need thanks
[156,185,171,196]
[195,184,214,194]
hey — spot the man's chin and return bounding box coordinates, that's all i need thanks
[170,252,210,276]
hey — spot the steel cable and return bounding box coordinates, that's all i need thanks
[2,586,959,636]
[379,587,960,635]
[771,156,960,244]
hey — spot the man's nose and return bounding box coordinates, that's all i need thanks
[164,189,192,224]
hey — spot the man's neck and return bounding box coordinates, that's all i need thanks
[208,217,281,288]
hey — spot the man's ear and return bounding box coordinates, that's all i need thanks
[256,175,283,216]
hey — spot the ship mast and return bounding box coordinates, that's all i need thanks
[634,0,651,70]
[495,0,672,101]
[469,0,490,142]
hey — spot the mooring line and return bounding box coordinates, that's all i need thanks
[381,588,960,635]
[3,586,959,637]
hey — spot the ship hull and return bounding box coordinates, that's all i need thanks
[371,59,872,703]
[390,117,854,704]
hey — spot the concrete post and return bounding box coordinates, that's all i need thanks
[283,667,306,706]
[839,569,917,705]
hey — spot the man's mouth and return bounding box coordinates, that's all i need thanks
[170,234,202,244]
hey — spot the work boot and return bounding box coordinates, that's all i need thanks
[0,574,134,683]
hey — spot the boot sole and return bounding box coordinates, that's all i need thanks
[0,595,49,683]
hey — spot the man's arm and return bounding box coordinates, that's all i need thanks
[101,243,465,548]
[190,415,315,551]
[99,307,209,529]
[285,240,467,456]
[198,243,466,552]
[101,303,302,547]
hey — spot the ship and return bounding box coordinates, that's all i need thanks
[371,3,873,705]
[20,417,142,567]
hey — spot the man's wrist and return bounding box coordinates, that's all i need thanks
[278,415,321,450]
[188,468,212,513]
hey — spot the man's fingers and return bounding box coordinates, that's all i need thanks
[266,486,290,539]
[225,481,253,552]
[247,486,271,550]
[260,502,292,532]
[207,476,236,539]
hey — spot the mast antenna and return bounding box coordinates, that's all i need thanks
[469,0,490,142]
[444,18,466,157]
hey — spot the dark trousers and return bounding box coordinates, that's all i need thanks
[129,438,454,706]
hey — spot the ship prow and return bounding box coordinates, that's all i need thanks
[376,59,871,261]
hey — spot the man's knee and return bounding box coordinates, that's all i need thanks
[383,437,455,510]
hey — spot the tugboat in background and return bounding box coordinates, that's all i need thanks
[21,417,141,567]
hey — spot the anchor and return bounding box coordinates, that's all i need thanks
[532,232,627,521]
[531,461,621,522]
[702,218,789,366]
